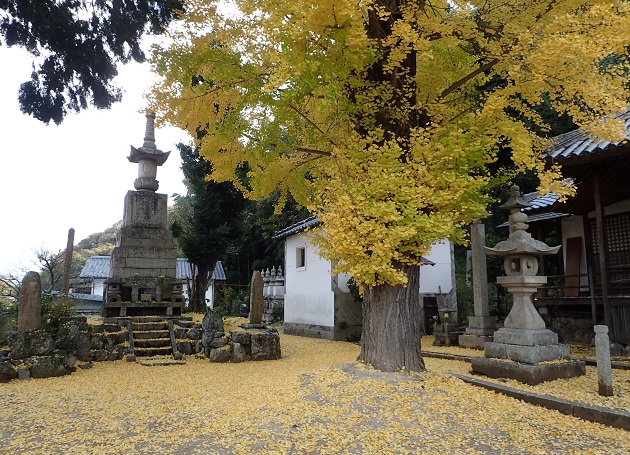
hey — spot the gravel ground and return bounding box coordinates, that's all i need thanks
[0,334,628,454]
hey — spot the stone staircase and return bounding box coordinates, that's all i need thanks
[101,315,196,363]
[130,317,173,357]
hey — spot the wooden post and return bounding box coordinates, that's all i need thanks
[582,214,598,325]
[61,228,75,296]
[593,174,612,330]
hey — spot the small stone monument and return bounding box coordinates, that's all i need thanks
[18,271,42,331]
[594,325,613,396]
[432,309,459,346]
[471,185,585,385]
[249,270,264,325]
[459,220,497,349]
[262,266,285,324]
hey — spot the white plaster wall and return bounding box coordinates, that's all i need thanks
[419,239,453,294]
[336,272,352,293]
[206,284,214,309]
[92,278,106,296]
[284,231,335,327]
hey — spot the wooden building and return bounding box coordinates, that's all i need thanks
[519,108,630,344]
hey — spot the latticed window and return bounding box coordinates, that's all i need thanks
[589,212,630,286]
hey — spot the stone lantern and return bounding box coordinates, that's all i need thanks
[471,185,585,384]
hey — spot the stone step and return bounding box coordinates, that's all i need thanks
[133,330,170,339]
[132,322,168,331]
[135,338,171,349]
[104,316,167,324]
[139,357,186,367]
[134,346,173,357]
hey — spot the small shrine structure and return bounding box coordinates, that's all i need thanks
[103,114,184,317]
[471,185,585,384]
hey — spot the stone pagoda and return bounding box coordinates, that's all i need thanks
[103,113,184,318]
[471,185,585,384]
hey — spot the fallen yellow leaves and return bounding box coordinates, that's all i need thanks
[422,335,630,412]
[0,334,628,454]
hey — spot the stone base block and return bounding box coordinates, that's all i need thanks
[283,322,334,340]
[467,316,497,329]
[433,332,461,347]
[458,334,493,350]
[471,357,586,385]
[493,328,558,346]
[465,327,497,336]
[484,341,570,364]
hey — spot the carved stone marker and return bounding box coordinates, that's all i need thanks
[249,271,264,325]
[18,271,42,331]
[594,325,614,397]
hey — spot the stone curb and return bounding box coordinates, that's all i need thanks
[422,350,630,371]
[450,373,630,431]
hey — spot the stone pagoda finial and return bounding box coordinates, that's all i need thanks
[143,113,157,152]
[127,113,171,192]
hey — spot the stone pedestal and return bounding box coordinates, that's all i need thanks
[459,316,497,349]
[471,357,586,385]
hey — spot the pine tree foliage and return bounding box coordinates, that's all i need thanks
[1,0,184,124]
[170,143,246,312]
[149,0,630,289]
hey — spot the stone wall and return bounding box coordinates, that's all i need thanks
[1,314,280,383]
[549,317,595,344]
[0,317,92,382]
[202,312,281,362]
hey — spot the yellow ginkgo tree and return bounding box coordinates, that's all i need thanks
[149,0,630,372]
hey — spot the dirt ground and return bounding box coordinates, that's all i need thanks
[1,334,629,454]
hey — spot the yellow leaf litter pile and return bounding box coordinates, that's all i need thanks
[1,335,629,454]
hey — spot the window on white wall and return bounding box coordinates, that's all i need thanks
[296,246,306,269]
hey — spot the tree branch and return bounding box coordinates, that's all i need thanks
[295,147,332,157]
[289,104,338,148]
[436,58,500,102]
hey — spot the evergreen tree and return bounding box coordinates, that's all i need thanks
[1,0,183,124]
[170,143,246,312]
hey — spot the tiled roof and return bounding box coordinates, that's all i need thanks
[548,107,630,161]
[68,293,103,302]
[79,256,226,281]
[79,256,111,278]
[273,218,434,265]
[176,258,226,281]
[273,216,322,239]
[522,190,560,211]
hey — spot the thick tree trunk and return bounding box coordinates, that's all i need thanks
[359,264,425,373]
[192,263,210,313]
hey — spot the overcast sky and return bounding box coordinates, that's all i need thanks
[0,45,191,276]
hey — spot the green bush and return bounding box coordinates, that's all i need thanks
[213,285,248,317]
[41,295,76,335]
[0,303,17,346]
